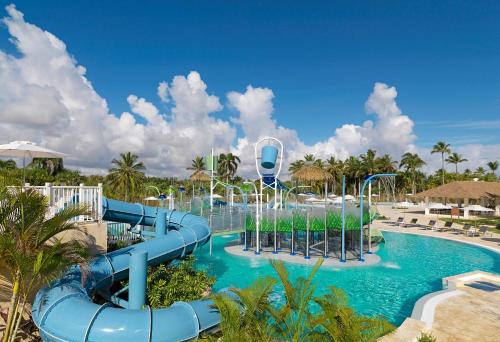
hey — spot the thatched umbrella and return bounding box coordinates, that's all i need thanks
[189,170,211,182]
[291,164,332,182]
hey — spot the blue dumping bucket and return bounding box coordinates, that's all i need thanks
[261,145,278,169]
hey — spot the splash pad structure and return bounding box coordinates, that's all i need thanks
[236,137,397,264]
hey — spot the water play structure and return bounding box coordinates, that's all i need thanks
[32,198,219,342]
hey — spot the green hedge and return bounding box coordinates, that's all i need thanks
[244,211,372,232]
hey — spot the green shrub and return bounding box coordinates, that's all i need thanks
[418,332,437,342]
[147,256,215,308]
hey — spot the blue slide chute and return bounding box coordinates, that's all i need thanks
[32,198,220,341]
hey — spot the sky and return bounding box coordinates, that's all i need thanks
[0,1,499,177]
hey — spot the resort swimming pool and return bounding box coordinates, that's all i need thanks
[195,231,500,325]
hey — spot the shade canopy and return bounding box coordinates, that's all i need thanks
[292,164,332,182]
[0,141,66,159]
[428,203,452,210]
[189,171,211,182]
[415,181,500,200]
[463,204,494,212]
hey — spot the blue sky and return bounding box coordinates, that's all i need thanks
[0,1,499,175]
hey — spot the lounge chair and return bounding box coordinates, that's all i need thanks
[461,223,474,236]
[403,218,418,228]
[435,221,453,232]
[424,220,436,230]
[469,225,489,237]
[394,217,404,226]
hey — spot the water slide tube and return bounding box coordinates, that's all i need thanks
[32,198,220,342]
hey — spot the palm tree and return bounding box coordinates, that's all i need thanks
[187,156,205,172]
[360,149,377,175]
[312,287,394,341]
[344,156,362,196]
[0,159,16,170]
[288,160,305,174]
[399,152,426,194]
[0,187,90,342]
[29,158,64,176]
[107,152,145,201]
[303,154,315,162]
[212,259,394,341]
[218,153,241,183]
[325,157,342,193]
[475,166,486,176]
[487,161,498,174]
[445,152,468,174]
[377,154,397,173]
[431,141,451,184]
[211,276,276,341]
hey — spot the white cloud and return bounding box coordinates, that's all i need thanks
[157,81,169,103]
[0,5,497,179]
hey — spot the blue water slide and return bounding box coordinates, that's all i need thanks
[32,198,220,342]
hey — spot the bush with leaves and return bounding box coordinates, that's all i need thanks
[146,256,215,308]
[212,259,395,342]
[417,332,437,342]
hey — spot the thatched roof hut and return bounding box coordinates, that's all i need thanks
[292,165,332,182]
[189,171,211,182]
[414,181,500,200]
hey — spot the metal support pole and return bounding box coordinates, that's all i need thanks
[341,176,346,262]
[305,210,310,259]
[324,182,328,258]
[129,251,147,310]
[290,211,295,255]
[368,181,372,254]
[155,211,166,237]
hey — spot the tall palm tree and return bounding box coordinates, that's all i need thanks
[0,187,90,342]
[487,161,498,174]
[399,152,426,194]
[288,160,305,174]
[0,159,16,169]
[344,156,362,196]
[187,156,206,172]
[218,153,241,183]
[431,141,451,184]
[445,152,468,174]
[303,154,315,162]
[377,154,397,173]
[360,149,377,175]
[107,152,146,201]
[475,166,486,176]
[29,158,64,176]
[325,157,342,193]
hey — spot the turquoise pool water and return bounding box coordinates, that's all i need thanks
[194,231,500,325]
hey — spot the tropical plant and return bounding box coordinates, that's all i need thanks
[303,154,315,162]
[311,287,395,341]
[187,156,206,172]
[268,259,323,341]
[0,187,90,342]
[107,152,145,201]
[431,141,451,184]
[0,160,16,170]
[377,154,397,173]
[29,158,64,176]
[212,259,394,341]
[417,332,437,342]
[360,149,377,175]
[218,153,241,183]
[288,160,305,174]
[399,152,426,194]
[210,276,276,341]
[487,161,498,174]
[445,152,468,174]
[146,256,215,308]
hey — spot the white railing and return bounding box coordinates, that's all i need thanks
[8,183,103,222]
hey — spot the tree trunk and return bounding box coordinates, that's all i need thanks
[441,153,445,185]
[3,276,20,342]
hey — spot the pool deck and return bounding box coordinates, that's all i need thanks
[375,205,500,341]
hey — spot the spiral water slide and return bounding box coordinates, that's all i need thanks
[32,198,220,341]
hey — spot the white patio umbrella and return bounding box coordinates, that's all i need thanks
[0,141,66,183]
